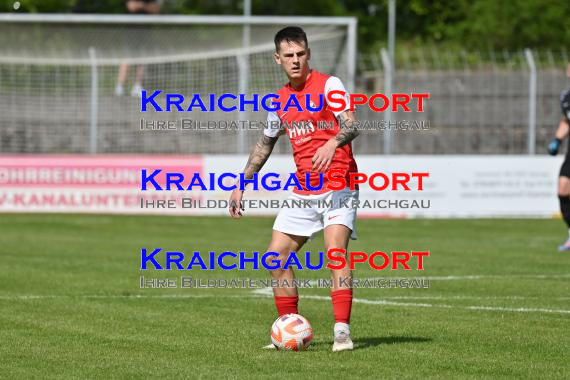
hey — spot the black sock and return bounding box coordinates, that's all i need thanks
[558,195,570,229]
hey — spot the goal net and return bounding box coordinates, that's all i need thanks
[0,15,356,154]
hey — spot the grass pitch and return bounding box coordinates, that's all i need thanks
[1,214,569,379]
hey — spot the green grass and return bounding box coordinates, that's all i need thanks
[0,214,569,379]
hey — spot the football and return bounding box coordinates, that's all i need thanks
[270,313,313,351]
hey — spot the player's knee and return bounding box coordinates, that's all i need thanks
[325,238,348,252]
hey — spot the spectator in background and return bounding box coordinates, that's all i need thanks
[115,0,162,97]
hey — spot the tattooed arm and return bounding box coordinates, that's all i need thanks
[241,134,280,180]
[229,132,281,218]
[334,110,360,147]
[311,110,359,172]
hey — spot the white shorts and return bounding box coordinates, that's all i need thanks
[273,188,359,240]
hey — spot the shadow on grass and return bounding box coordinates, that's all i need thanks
[353,336,431,349]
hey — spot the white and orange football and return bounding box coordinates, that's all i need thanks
[270,313,313,351]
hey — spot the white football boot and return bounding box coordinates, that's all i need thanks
[262,343,277,350]
[332,322,353,352]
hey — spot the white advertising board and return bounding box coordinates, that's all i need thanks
[0,155,562,218]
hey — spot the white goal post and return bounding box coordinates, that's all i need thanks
[0,14,357,155]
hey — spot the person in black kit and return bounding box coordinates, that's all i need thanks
[547,63,570,251]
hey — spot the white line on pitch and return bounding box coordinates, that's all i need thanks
[248,289,570,315]
[310,294,570,315]
[250,287,570,301]
[2,292,569,315]
[349,295,570,301]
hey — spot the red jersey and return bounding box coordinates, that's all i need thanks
[264,70,358,195]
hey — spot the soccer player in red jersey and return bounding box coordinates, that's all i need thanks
[229,26,360,352]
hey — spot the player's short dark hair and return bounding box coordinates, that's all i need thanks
[274,26,308,52]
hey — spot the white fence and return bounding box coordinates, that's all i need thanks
[0,14,355,155]
[358,47,569,155]
[0,14,568,155]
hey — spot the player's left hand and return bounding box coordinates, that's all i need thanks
[312,140,338,172]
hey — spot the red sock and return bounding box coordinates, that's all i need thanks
[331,289,353,323]
[274,295,299,316]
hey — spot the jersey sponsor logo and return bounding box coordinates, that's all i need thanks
[286,120,315,139]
